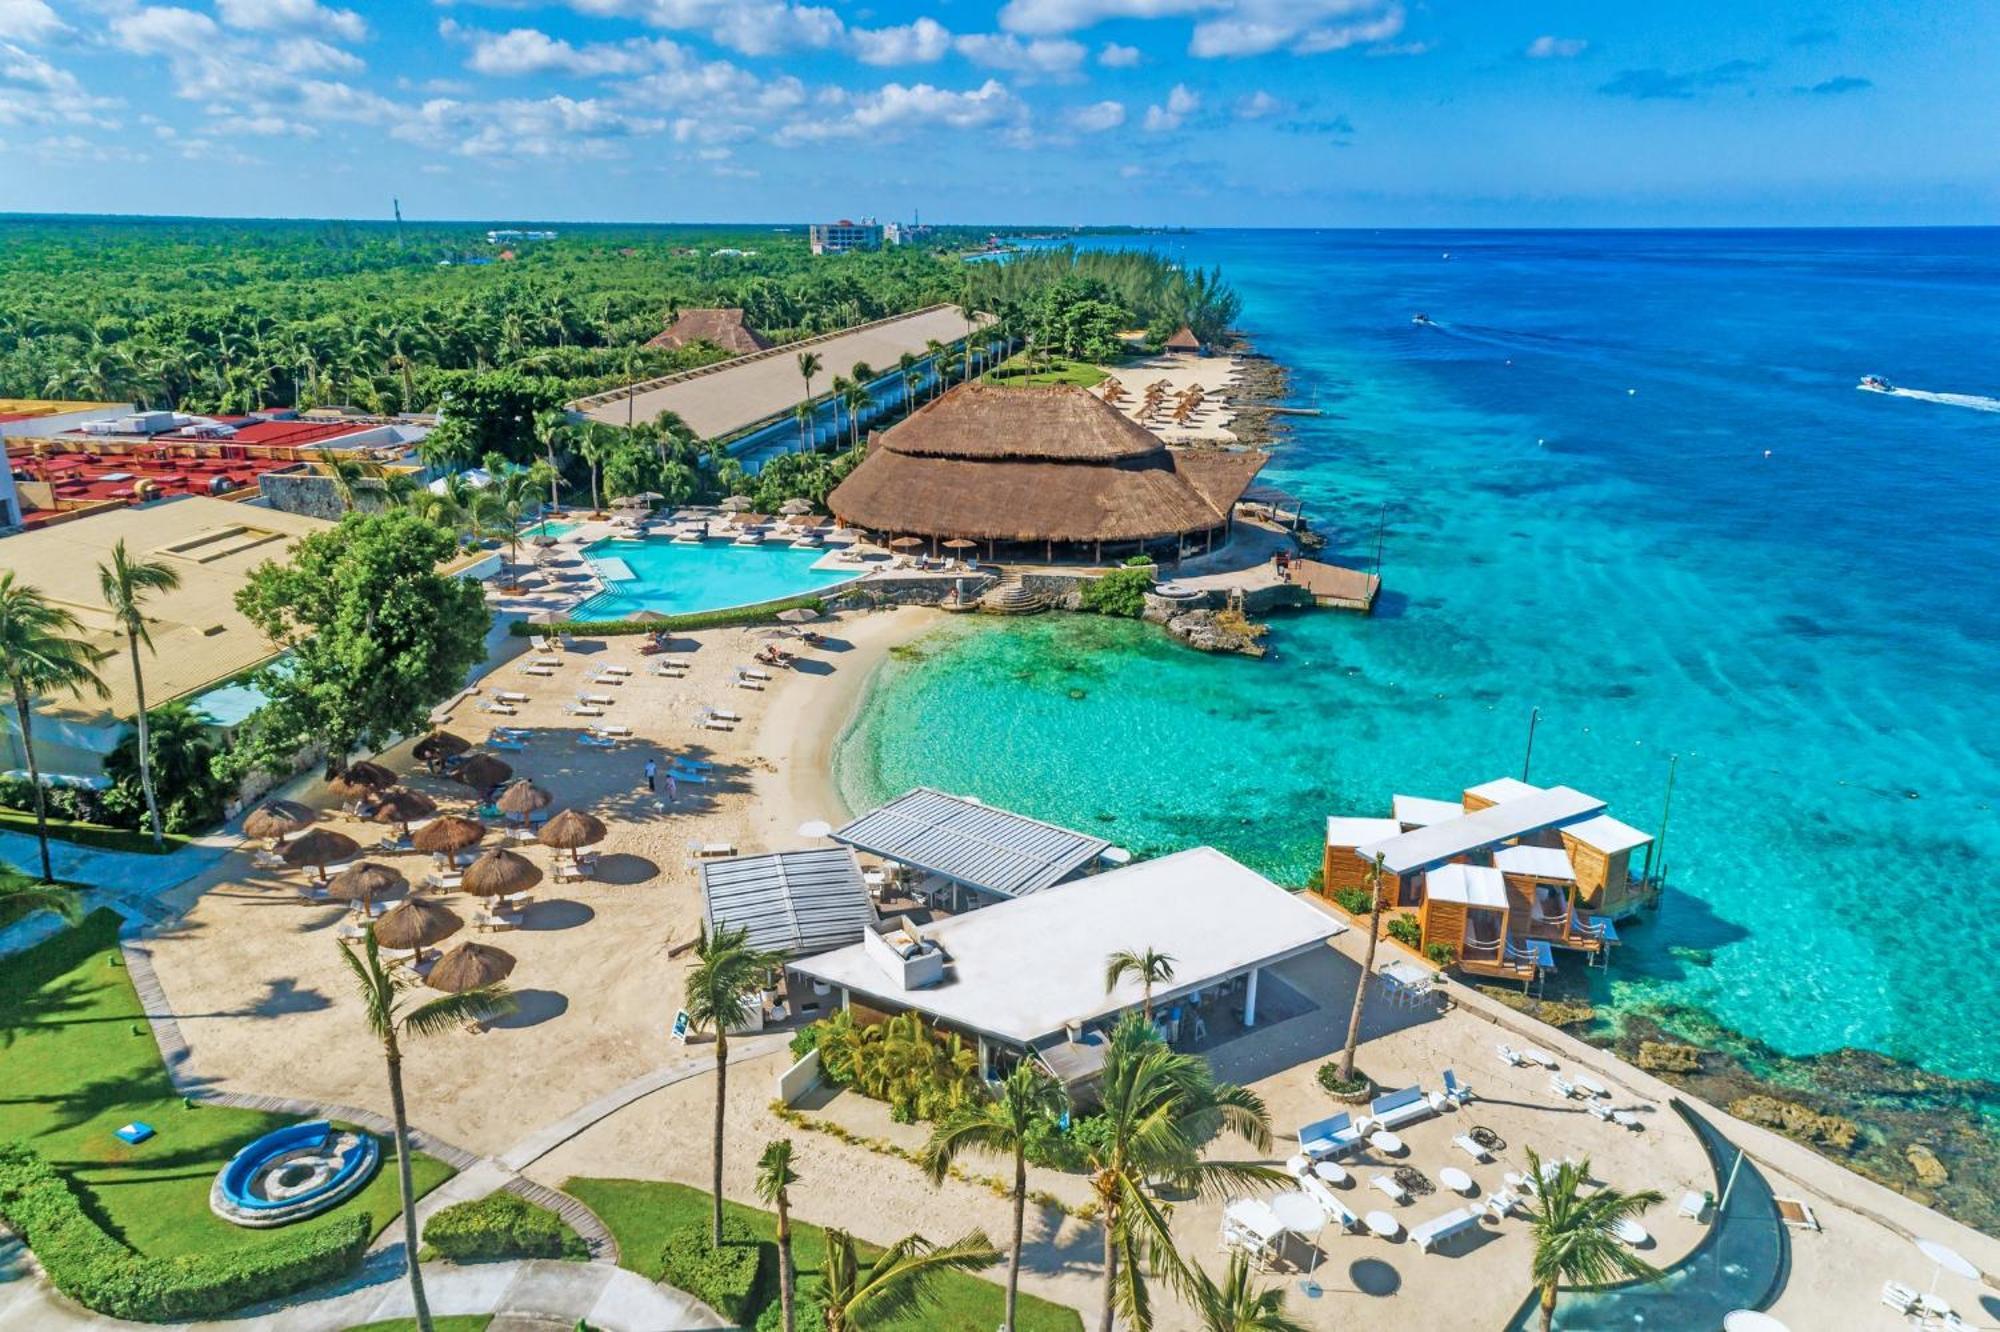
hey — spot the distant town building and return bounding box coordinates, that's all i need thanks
[810,219,885,255]
[0,400,134,528]
[486,229,557,243]
[646,308,774,356]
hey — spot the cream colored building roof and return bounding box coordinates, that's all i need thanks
[0,497,333,727]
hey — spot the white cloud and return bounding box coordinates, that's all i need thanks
[273,37,364,75]
[444,21,684,77]
[1069,98,1125,131]
[0,41,120,128]
[1525,35,1588,59]
[1097,41,1141,67]
[557,0,845,58]
[953,33,1086,79]
[0,0,67,44]
[1233,89,1282,118]
[1141,81,1197,130]
[779,78,1027,144]
[1195,1,1403,57]
[395,93,665,159]
[850,17,952,66]
[999,0,1207,37]
[216,0,367,45]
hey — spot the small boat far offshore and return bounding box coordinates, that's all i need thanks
[1858,374,1894,393]
[1411,313,1435,327]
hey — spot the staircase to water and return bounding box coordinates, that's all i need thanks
[977,573,1049,615]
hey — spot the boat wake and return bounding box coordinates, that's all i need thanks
[1875,386,2000,414]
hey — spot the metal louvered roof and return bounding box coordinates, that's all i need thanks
[831,788,1110,900]
[700,848,873,957]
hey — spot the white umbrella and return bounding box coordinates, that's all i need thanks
[1267,1191,1326,1294]
[1721,1314,1788,1332]
[1915,1237,1979,1292]
[797,819,833,838]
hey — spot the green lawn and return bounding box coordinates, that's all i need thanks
[0,806,190,854]
[0,910,452,1262]
[344,1319,492,1332]
[566,1177,1084,1332]
[983,355,1109,389]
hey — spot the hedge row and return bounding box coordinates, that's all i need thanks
[658,1217,767,1324]
[0,1141,370,1322]
[424,1190,588,1263]
[508,592,832,638]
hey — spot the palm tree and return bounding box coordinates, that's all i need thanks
[922,1062,1066,1332]
[1523,1151,1664,1331]
[1336,853,1388,1084]
[96,541,181,849]
[819,1227,1001,1332]
[842,383,870,450]
[827,375,851,446]
[1186,1253,1309,1332]
[897,351,920,413]
[107,700,218,834]
[1084,1014,1281,1332]
[756,1139,801,1332]
[794,401,814,454]
[533,410,570,522]
[0,869,83,932]
[1104,947,1177,1022]
[0,574,109,883]
[958,302,980,381]
[796,350,822,412]
[339,929,514,1332]
[315,447,370,512]
[578,424,615,516]
[684,925,780,1245]
[924,339,947,397]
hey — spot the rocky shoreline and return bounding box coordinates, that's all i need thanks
[1221,337,1292,448]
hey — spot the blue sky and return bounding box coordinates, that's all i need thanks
[0,0,1993,226]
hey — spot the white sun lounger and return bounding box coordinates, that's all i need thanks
[588,671,624,686]
[1369,1174,1408,1206]
[1496,1043,1527,1066]
[1452,1134,1493,1163]
[1524,1047,1558,1068]
[1549,1074,1578,1099]
[735,677,765,691]
[598,664,633,676]
[1410,1206,1481,1254]
[1612,1109,1642,1129]
[479,699,517,715]
[577,692,614,707]
[1574,1074,1609,1098]
[705,707,741,722]
[578,732,617,748]
[495,690,530,704]
[1484,1189,1523,1219]
[739,666,773,681]
[700,717,732,731]
[518,666,553,679]
[565,703,603,717]
[592,723,633,738]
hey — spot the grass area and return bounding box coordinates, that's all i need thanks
[0,806,190,855]
[0,910,453,1261]
[983,355,1108,389]
[344,1319,492,1332]
[567,1177,1084,1332]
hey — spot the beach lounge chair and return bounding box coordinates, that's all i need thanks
[517,666,553,679]
[1369,1174,1408,1206]
[1774,1198,1821,1231]
[1484,1189,1523,1220]
[495,690,530,703]
[1451,1133,1493,1163]
[667,767,707,784]
[1612,1109,1643,1129]
[700,717,732,731]
[1496,1042,1527,1066]
[1524,1047,1558,1068]
[1548,1074,1578,1099]
[598,664,633,676]
[565,702,604,718]
[578,732,617,748]
[1587,1101,1616,1122]
[252,849,287,870]
[1300,1173,1359,1231]
[587,670,624,686]
[1410,1206,1481,1254]
[706,707,742,722]
[1676,1191,1708,1221]
[1574,1074,1609,1098]
[577,691,614,707]
[1298,1112,1363,1160]
[1881,1281,1920,1315]
[479,699,518,715]
[671,755,713,771]
[1363,1085,1442,1134]
[1442,1068,1473,1105]
[296,885,330,905]
[740,666,773,681]
[592,723,633,738]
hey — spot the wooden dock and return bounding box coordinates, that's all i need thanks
[1288,559,1379,612]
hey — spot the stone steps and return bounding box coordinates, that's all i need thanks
[977,575,1049,615]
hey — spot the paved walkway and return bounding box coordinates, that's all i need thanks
[0,1244,724,1331]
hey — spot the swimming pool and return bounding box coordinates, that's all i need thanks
[572,536,855,618]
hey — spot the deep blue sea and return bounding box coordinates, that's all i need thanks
[835,229,2000,1084]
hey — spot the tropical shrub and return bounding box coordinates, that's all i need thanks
[1424,942,1456,968]
[658,1217,766,1324]
[788,1023,821,1061]
[0,1141,370,1321]
[1078,564,1152,618]
[756,1288,828,1332]
[1023,1113,1117,1173]
[1330,887,1374,916]
[808,1010,982,1123]
[1386,915,1423,950]
[424,1191,587,1263]
[105,701,228,834]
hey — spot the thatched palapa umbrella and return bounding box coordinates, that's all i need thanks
[462,848,542,904]
[327,760,396,797]
[776,607,820,624]
[371,787,438,840]
[780,498,814,515]
[281,828,360,883]
[888,535,923,550]
[455,754,513,795]
[720,495,753,512]
[374,896,462,966]
[243,800,314,847]
[412,813,485,865]
[428,942,516,994]
[495,779,552,820]
[327,861,407,912]
[537,808,606,867]
[412,731,470,772]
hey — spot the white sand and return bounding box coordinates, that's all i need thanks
[1092,352,1247,444]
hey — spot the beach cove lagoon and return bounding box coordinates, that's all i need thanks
[834,228,2000,1201]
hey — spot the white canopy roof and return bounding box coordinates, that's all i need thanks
[1326,816,1402,848]
[833,787,1109,900]
[790,846,1342,1046]
[1357,786,1607,876]
[1565,814,1653,855]
[1425,863,1509,909]
[1393,795,1464,828]
[1494,845,1577,881]
[701,847,873,957]
[1465,777,1543,805]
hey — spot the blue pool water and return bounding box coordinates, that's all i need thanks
[572,536,854,618]
[836,229,2000,1083]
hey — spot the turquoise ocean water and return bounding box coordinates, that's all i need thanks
[834,229,2000,1084]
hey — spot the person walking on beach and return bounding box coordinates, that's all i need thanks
[644,757,657,792]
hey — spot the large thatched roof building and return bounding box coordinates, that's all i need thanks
[827,383,1266,561]
[645,308,772,355]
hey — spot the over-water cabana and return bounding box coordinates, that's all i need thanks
[826,383,1267,564]
[787,847,1343,1086]
[831,786,1112,911]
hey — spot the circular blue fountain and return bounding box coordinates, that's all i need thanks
[210,1120,379,1228]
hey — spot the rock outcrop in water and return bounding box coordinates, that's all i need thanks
[1164,609,1267,657]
